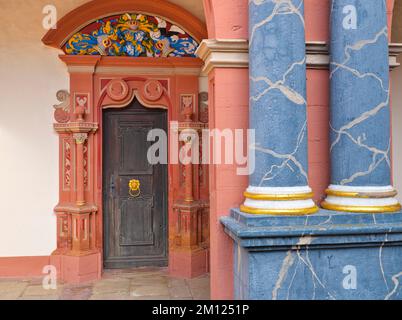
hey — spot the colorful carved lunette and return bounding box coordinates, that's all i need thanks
[64,13,199,57]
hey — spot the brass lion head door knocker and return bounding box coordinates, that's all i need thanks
[128,179,141,198]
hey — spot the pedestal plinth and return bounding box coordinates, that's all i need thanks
[221,209,402,300]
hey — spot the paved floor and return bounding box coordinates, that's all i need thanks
[0,268,210,300]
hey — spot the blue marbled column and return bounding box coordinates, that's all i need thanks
[241,0,316,215]
[322,0,400,212]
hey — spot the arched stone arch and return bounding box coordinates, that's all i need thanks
[42,0,207,49]
[202,0,248,39]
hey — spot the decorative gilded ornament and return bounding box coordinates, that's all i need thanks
[63,13,198,57]
[129,179,141,198]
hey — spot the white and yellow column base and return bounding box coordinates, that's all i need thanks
[321,185,401,213]
[240,186,319,216]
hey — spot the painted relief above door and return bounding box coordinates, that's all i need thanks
[64,13,199,57]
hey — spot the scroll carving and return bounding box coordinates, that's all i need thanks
[53,90,70,123]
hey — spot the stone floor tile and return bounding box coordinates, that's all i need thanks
[131,284,170,297]
[131,295,171,300]
[22,285,62,297]
[167,278,187,288]
[0,281,29,299]
[186,275,210,288]
[189,286,210,300]
[169,286,192,299]
[18,296,60,300]
[130,276,168,286]
[0,269,210,300]
[92,278,130,294]
[59,285,93,300]
[89,293,133,300]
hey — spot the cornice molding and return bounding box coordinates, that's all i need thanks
[59,56,204,75]
[389,43,402,70]
[305,41,329,70]
[196,39,402,73]
[306,42,402,70]
[195,39,249,75]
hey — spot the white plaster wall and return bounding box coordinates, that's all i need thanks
[0,0,205,257]
[391,57,402,203]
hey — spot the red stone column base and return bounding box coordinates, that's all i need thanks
[50,251,101,284]
[169,248,209,278]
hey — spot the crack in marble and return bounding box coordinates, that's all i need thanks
[330,125,391,167]
[272,250,295,300]
[330,62,389,93]
[330,27,388,79]
[379,232,390,292]
[295,249,337,300]
[250,57,307,105]
[339,141,390,185]
[385,271,402,300]
[255,121,308,185]
[250,0,304,47]
[273,235,312,300]
[330,93,390,155]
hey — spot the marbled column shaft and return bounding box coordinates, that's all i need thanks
[322,0,400,213]
[241,0,317,215]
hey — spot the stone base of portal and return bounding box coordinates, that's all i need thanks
[169,248,209,279]
[50,250,101,284]
[221,208,402,300]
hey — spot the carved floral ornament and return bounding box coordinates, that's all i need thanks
[64,13,199,57]
[103,78,167,108]
[73,133,88,145]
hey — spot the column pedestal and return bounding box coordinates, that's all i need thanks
[221,208,402,300]
[50,251,101,284]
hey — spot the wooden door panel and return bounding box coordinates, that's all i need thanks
[118,122,153,175]
[103,99,168,268]
[120,197,154,246]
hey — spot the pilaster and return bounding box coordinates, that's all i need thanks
[171,106,209,278]
[52,55,101,283]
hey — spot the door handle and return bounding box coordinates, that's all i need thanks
[129,179,141,198]
[109,173,116,197]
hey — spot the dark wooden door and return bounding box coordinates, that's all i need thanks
[103,99,168,268]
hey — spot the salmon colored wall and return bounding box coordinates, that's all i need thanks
[203,0,248,39]
[208,69,249,300]
[305,0,331,202]
[0,256,51,278]
[203,0,249,300]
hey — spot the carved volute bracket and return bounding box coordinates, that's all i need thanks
[53,90,71,124]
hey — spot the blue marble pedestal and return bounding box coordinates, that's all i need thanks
[221,209,402,300]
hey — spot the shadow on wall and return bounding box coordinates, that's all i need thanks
[391,56,402,203]
[392,1,402,203]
